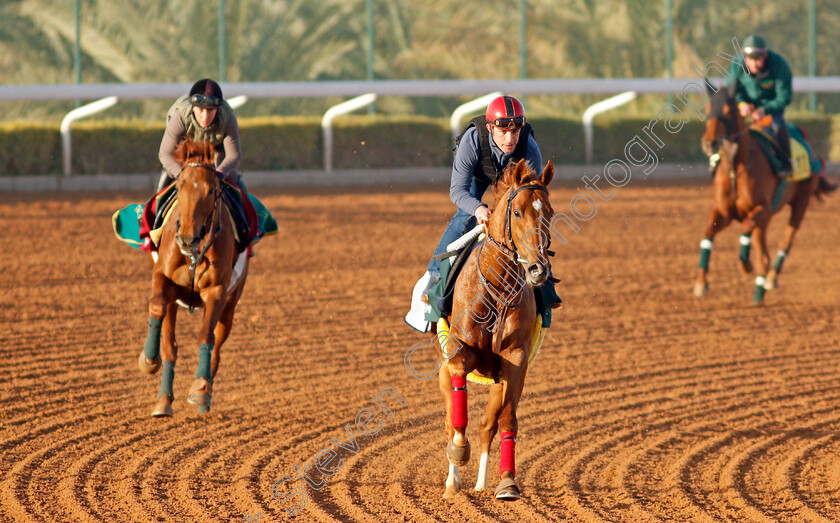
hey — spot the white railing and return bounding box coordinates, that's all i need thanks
[4,77,840,101]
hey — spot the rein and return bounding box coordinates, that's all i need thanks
[713,115,758,210]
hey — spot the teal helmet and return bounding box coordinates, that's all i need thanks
[742,35,768,57]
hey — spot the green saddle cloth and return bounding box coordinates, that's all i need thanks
[750,124,821,176]
[112,194,277,250]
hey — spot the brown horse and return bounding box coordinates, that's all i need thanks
[437,159,554,501]
[694,81,834,303]
[137,137,248,416]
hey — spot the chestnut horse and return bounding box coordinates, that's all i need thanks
[437,159,554,501]
[138,138,248,416]
[694,81,834,303]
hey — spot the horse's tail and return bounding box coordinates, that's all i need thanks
[814,173,839,202]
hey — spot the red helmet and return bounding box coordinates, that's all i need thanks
[485,95,526,129]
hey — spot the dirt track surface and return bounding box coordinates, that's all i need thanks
[2,179,840,522]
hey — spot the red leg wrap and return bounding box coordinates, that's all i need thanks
[451,375,467,429]
[499,431,516,476]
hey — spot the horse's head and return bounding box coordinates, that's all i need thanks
[701,79,742,158]
[488,159,555,286]
[173,138,220,259]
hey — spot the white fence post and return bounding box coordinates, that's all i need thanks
[60,96,118,176]
[582,91,637,165]
[450,92,502,140]
[227,95,248,109]
[321,93,377,172]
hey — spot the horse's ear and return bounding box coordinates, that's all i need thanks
[203,140,216,164]
[540,161,554,187]
[512,158,531,185]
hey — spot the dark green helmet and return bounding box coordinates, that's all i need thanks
[742,35,768,57]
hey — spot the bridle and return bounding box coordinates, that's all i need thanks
[708,101,759,206]
[477,182,551,315]
[176,162,224,313]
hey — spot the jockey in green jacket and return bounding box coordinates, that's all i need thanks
[727,35,794,175]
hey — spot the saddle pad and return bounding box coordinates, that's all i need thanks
[112,204,145,249]
[788,138,811,182]
[113,193,277,250]
[751,125,818,181]
[434,315,545,385]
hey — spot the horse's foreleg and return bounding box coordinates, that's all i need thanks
[152,301,179,417]
[495,348,528,501]
[438,364,461,499]
[475,382,504,492]
[694,209,732,297]
[439,350,477,499]
[141,272,172,374]
[187,286,226,413]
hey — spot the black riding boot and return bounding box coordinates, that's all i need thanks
[155,170,175,193]
[776,124,792,176]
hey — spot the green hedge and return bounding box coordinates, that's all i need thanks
[0,122,62,175]
[1,114,839,176]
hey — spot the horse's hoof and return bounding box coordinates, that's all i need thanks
[692,283,709,297]
[764,270,778,290]
[495,477,521,501]
[197,405,211,414]
[443,485,460,500]
[446,439,471,466]
[187,378,212,407]
[739,260,754,274]
[151,396,174,417]
[138,352,161,375]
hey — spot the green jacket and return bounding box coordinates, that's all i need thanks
[727,50,793,116]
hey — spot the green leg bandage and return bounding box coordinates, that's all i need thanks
[144,317,163,361]
[772,251,787,273]
[196,343,213,381]
[753,276,767,303]
[158,361,175,399]
[698,239,713,270]
[739,234,752,264]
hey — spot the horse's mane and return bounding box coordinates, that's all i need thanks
[174,138,216,167]
[493,160,545,211]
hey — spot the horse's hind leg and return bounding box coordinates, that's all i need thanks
[694,209,732,297]
[766,188,811,291]
[152,301,179,417]
[475,382,504,492]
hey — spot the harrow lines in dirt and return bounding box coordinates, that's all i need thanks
[2,185,840,522]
